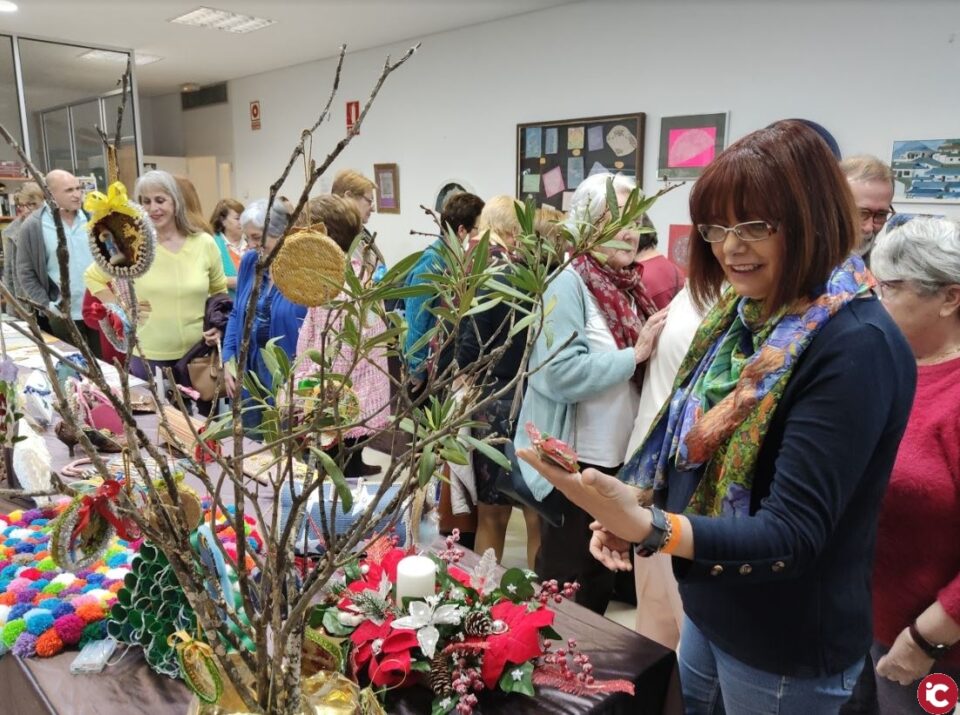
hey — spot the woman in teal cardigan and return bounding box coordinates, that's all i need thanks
[209,198,246,299]
[514,172,666,614]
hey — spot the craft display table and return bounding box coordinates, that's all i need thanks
[0,355,682,714]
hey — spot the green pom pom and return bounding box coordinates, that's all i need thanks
[42,582,66,595]
[79,620,106,648]
[2,619,27,647]
[36,557,58,572]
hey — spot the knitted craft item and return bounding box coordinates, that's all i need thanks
[108,502,263,680]
[83,182,157,279]
[0,505,134,659]
[272,223,347,306]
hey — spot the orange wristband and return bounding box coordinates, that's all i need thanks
[661,512,683,555]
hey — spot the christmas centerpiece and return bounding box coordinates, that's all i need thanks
[307,532,633,715]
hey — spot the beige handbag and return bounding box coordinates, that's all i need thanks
[186,339,223,402]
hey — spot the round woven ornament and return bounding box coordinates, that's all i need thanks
[83,182,156,279]
[50,493,116,572]
[272,223,346,306]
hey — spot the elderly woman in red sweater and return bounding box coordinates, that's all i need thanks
[869,216,960,710]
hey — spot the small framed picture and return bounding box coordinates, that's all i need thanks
[373,163,400,214]
[658,113,729,181]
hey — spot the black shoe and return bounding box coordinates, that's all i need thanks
[357,461,382,477]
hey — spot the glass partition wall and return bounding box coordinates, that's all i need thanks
[0,35,141,224]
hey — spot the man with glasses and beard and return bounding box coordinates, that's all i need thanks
[840,155,896,265]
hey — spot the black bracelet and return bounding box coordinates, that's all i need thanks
[634,505,671,558]
[909,621,954,660]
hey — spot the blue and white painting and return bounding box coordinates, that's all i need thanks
[891,138,960,201]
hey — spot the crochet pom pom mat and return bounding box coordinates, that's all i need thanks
[0,504,135,659]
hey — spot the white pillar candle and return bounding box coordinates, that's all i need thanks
[395,555,437,602]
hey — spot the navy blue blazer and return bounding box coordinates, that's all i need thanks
[661,296,916,677]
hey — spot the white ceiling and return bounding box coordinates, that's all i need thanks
[0,0,578,96]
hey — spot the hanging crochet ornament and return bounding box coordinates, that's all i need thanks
[168,630,223,704]
[272,223,347,306]
[50,480,136,571]
[298,377,360,448]
[83,182,156,279]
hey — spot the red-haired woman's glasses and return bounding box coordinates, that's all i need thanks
[697,221,778,243]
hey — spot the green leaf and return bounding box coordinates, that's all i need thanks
[498,660,535,697]
[431,694,458,715]
[321,608,355,637]
[343,559,362,583]
[410,660,432,674]
[508,310,539,338]
[306,349,326,366]
[540,625,562,642]
[462,434,511,471]
[418,448,437,487]
[438,448,469,466]
[463,297,503,316]
[605,177,619,222]
[312,447,353,512]
[199,415,235,442]
[498,567,535,602]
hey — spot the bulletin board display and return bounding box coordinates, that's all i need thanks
[516,112,645,211]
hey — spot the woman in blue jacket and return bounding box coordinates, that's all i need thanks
[519,121,916,713]
[222,199,300,430]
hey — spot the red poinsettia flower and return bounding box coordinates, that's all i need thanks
[448,565,473,589]
[339,547,407,608]
[479,600,555,689]
[350,616,419,687]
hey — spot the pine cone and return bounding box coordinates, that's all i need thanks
[464,611,493,637]
[429,651,453,697]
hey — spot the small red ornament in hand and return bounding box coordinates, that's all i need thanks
[525,422,580,473]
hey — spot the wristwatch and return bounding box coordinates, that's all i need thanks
[909,621,954,660]
[634,505,671,558]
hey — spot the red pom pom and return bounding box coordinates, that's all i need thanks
[53,614,85,645]
[34,629,64,657]
[74,602,105,624]
[0,592,16,606]
[19,568,41,581]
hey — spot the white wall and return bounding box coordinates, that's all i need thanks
[228,0,960,267]
[141,93,185,157]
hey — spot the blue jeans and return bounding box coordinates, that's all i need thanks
[679,616,864,714]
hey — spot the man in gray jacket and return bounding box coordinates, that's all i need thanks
[15,169,97,352]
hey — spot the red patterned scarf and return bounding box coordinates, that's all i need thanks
[571,254,658,349]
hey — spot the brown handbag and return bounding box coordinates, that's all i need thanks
[186,339,223,402]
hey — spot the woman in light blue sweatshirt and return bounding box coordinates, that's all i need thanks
[514,173,665,613]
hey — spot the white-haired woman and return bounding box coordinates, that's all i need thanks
[221,200,299,430]
[85,169,227,381]
[514,173,667,614]
[865,217,960,711]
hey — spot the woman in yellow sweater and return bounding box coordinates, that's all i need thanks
[85,170,227,381]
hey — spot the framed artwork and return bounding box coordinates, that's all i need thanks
[516,112,645,210]
[373,163,400,213]
[657,113,729,181]
[891,139,960,202]
[667,224,694,270]
[434,180,471,212]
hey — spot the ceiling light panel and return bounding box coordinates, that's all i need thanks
[78,49,163,66]
[170,6,276,34]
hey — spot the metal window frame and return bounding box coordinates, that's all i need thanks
[1,32,143,176]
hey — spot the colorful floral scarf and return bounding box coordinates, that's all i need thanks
[572,254,658,350]
[620,255,875,517]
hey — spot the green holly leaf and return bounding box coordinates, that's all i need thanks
[498,567,535,602]
[498,660,535,696]
[431,695,458,715]
[321,608,354,637]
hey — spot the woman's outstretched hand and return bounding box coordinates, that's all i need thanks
[517,448,651,547]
